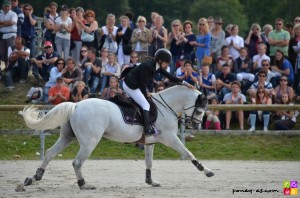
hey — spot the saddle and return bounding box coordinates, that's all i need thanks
[109,93,158,126]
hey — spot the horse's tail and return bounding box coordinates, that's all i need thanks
[22,102,77,131]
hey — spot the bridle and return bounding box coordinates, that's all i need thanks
[152,92,208,127]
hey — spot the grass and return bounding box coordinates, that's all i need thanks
[0,133,299,161]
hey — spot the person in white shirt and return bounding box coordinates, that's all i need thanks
[252,43,270,72]
[226,24,244,60]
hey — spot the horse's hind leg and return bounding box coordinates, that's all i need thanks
[24,123,75,186]
[144,144,160,187]
[161,135,214,177]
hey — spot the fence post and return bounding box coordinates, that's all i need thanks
[180,113,185,160]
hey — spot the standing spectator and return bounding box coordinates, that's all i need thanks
[294,16,300,25]
[78,10,98,50]
[100,53,121,94]
[5,37,29,90]
[69,7,85,65]
[244,23,265,59]
[62,57,82,90]
[82,47,102,94]
[168,19,185,75]
[182,20,196,62]
[248,86,272,132]
[210,17,225,63]
[148,15,168,57]
[204,97,221,130]
[131,16,150,62]
[198,63,216,100]
[261,24,273,56]
[226,25,244,60]
[43,2,59,50]
[268,18,290,61]
[11,0,23,36]
[288,24,300,90]
[271,49,294,86]
[116,15,133,66]
[224,24,233,38]
[146,12,158,30]
[44,58,65,103]
[48,76,70,105]
[99,13,118,53]
[273,93,297,130]
[192,18,211,70]
[0,0,17,67]
[223,81,247,130]
[21,4,36,58]
[31,41,60,84]
[234,47,254,94]
[71,81,89,102]
[252,43,270,72]
[216,63,237,101]
[207,16,214,32]
[54,5,72,61]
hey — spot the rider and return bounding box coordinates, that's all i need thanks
[123,48,194,135]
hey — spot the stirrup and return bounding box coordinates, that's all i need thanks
[145,128,155,136]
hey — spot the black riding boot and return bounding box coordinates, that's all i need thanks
[143,110,155,136]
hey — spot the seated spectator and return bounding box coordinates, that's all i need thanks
[5,37,30,90]
[71,81,89,102]
[248,70,273,98]
[252,43,270,72]
[100,53,121,94]
[215,45,233,74]
[48,77,70,105]
[178,60,198,86]
[44,58,66,103]
[62,57,82,90]
[82,47,102,94]
[204,97,221,130]
[223,81,247,130]
[271,75,295,104]
[155,82,165,92]
[273,93,297,130]
[31,41,60,85]
[101,77,122,100]
[271,49,294,86]
[99,47,109,66]
[175,56,185,77]
[254,59,276,87]
[198,63,216,100]
[233,47,255,94]
[78,46,88,68]
[248,86,272,132]
[129,51,141,67]
[216,63,237,101]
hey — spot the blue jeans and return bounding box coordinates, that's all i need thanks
[23,36,36,58]
[32,63,54,82]
[83,65,100,93]
[55,37,71,61]
[5,58,29,87]
[100,75,110,93]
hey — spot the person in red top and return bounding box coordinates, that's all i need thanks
[48,76,70,105]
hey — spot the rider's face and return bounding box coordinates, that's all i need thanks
[160,61,169,70]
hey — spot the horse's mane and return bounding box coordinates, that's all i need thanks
[152,85,202,96]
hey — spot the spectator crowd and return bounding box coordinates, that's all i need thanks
[0,0,299,131]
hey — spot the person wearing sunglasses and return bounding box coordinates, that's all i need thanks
[248,70,273,99]
[31,41,60,86]
[268,18,290,62]
[244,23,266,59]
[272,75,295,104]
[248,86,272,132]
[21,4,36,58]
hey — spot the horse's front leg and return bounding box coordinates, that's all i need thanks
[144,144,160,187]
[161,135,214,177]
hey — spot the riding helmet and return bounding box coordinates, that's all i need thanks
[154,48,172,63]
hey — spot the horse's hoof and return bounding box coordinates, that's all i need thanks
[24,177,32,186]
[79,184,96,190]
[151,181,161,187]
[205,171,214,177]
[15,183,26,192]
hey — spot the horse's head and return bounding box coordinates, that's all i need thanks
[184,91,208,130]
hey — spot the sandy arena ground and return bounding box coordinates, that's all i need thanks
[0,160,299,198]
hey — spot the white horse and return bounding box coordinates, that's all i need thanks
[22,85,214,190]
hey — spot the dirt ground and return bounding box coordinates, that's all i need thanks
[0,160,299,198]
